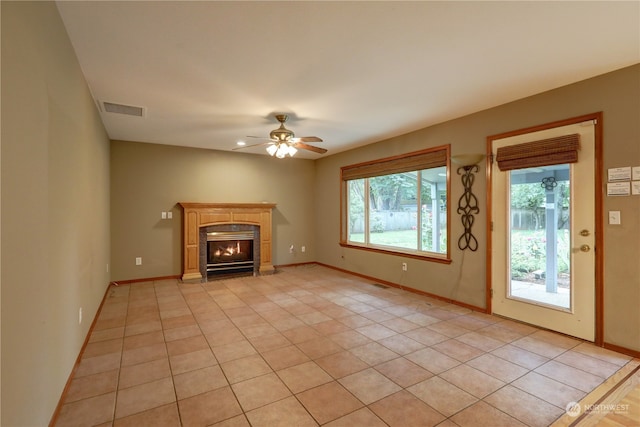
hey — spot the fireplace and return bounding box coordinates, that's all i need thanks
[179,202,275,281]
[206,230,254,276]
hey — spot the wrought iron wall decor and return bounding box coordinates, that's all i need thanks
[451,154,483,252]
[541,176,558,191]
[456,164,480,251]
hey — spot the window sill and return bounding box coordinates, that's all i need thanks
[339,242,452,265]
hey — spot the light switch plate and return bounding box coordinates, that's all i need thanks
[609,211,621,225]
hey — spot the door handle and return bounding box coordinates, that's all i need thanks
[580,244,591,252]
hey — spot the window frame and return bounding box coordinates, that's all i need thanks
[340,145,452,264]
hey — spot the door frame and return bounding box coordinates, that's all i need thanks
[485,112,604,345]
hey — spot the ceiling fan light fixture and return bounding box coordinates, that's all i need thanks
[275,143,288,158]
[267,142,297,158]
[243,114,325,158]
[266,144,278,156]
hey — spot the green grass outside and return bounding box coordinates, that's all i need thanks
[349,229,416,246]
[348,229,445,252]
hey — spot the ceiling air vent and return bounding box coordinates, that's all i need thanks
[100,101,145,117]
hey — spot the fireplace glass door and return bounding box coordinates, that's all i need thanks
[206,231,254,276]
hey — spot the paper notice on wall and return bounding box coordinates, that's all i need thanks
[607,182,631,196]
[633,166,640,181]
[608,167,632,182]
[632,181,640,196]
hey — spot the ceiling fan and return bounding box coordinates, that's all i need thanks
[233,114,327,158]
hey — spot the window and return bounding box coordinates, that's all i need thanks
[341,145,450,261]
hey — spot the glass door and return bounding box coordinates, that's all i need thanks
[508,164,571,310]
[491,121,596,341]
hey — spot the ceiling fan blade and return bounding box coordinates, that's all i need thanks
[293,136,323,143]
[232,141,272,151]
[293,142,328,154]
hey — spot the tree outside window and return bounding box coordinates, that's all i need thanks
[343,162,448,258]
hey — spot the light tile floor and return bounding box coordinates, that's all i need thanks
[54,265,637,427]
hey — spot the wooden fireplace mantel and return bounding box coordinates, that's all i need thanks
[179,202,276,281]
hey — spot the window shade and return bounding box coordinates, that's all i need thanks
[341,147,447,181]
[496,133,580,171]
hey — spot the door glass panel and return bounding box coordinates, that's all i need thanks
[508,164,571,310]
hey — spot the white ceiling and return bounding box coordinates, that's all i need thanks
[55,1,640,159]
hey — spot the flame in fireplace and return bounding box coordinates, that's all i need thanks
[214,241,243,257]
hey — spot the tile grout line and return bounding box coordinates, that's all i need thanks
[156,279,184,427]
[194,278,251,426]
[111,284,130,425]
[109,288,120,423]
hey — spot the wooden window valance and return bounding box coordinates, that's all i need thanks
[496,133,580,171]
[341,146,448,181]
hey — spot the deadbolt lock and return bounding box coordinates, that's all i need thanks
[580,229,590,237]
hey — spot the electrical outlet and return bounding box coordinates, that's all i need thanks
[301,246,306,253]
[79,307,83,325]
[136,257,142,265]
[402,262,408,271]
[289,245,294,253]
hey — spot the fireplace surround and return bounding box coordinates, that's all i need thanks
[179,202,276,281]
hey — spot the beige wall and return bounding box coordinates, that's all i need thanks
[315,64,640,352]
[110,141,317,281]
[1,2,111,425]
